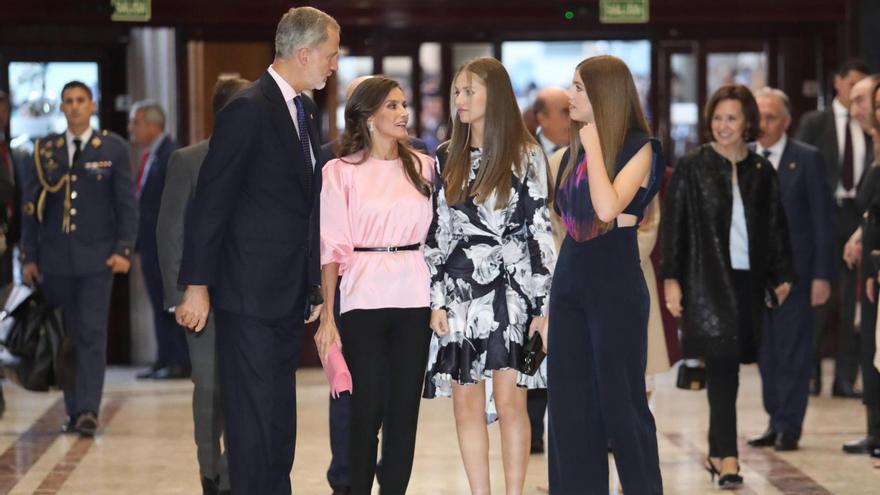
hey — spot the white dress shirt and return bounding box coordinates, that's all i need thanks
[65,127,93,165]
[832,98,866,199]
[756,134,787,170]
[267,65,316,169]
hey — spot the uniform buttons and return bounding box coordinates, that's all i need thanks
[71,175,78,182]
[70,208,77,216]
[70,224,77,232]
[71,191,78,200]
[97,175,103,181]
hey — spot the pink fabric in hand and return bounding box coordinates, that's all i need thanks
[323,343,352,398]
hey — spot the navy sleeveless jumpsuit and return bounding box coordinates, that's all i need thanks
[547,130,664,494]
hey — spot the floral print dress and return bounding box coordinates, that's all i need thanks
[423,143,557,417]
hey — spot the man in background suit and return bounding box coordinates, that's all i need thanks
[156,77,249,495]
[129,101,188,380]
[749,87,836,451]
[841,73,880,457]
[528,86,570,454]
[176,7,339,494]
[797,59,872,398]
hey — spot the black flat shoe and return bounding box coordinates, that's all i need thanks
[832,381,863,399]
[201,476,219,495]
[747,428,776,447]
[842,437,878,454]
[774,432,799,451]
[74,412,98,437]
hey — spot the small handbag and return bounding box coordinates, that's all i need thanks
[675,360,706,391]
[520,331,546,376]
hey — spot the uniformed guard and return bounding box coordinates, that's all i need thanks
[20,80,138,437]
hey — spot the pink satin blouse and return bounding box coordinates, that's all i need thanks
[320,152,434,313]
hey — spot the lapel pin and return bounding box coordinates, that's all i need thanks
[788,162,796,169]
[55,137,64,148]
[91,136,102,149]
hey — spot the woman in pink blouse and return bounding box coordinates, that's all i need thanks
[315,76,435,494]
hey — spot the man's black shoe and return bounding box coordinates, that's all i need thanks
[74,412,98,437]
[530,438,545,454]
[747,428,776,447]
[832,381,863,399]
[152,366,191,380]
[331,488,351,495]
[60,416,78,434]
[201,476,219,495]
[842,437,878,454]
[774,432,799,451]
[136,363,163,380]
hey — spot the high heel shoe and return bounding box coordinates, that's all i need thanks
[704,456,720,482]
[717,461,743,490]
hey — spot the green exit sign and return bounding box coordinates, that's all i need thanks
[600,0,649,24]
[112,0,152,22]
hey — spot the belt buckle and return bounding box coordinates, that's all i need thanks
[388,246,398,253]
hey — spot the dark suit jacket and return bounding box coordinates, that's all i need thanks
[20,129,138,275]
[179,72,324,319]
[157,139,208,309]
[138,135,178,254]
[771,137,837,284]
[796,108,874,192]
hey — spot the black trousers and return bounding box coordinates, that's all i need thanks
[214,309,303,495]
[705,269,753,458]
[339,307,432,495]
[547,229,662,494]
[42,271,114,417]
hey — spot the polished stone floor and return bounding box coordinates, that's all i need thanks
[0,362,877,494]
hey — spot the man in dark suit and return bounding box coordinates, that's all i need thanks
[796,59,872,398]
[157,77,249,495]
[176,7,339,494]
[129,101,187,380]
[749,87,836,451]
[21,80,138,436]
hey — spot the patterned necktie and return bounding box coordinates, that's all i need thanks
[762,149,771,160]
[72,138,82,165]
[292,95,313,170]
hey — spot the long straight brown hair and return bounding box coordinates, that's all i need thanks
[444,57,538,207]
[562,55,651,187]
[338,76,430,197]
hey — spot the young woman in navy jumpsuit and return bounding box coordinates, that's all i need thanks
[547,55,664,494]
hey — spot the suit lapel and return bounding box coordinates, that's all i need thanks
[259,72,312,195]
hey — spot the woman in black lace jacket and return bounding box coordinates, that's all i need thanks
[662,84,795,488]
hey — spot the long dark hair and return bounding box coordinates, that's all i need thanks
[445,57,537,207]
[563,55,651,187]
[338,77,430,197]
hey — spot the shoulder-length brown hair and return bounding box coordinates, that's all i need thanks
[704,84,762,143]
[337,76,430,197]
[444,57,537,207]
[562,55,651,187]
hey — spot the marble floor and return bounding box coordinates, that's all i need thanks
[0,363,877,494]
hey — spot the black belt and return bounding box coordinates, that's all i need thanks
[353,243,421,253]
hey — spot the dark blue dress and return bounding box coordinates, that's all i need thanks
[547,129,664,493]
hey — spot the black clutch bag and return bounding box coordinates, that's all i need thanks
[520,332,546,376]
[675,361,706,391]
